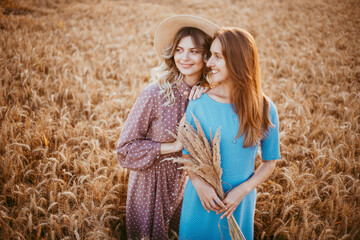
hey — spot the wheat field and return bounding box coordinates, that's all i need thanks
[0,0,359,239]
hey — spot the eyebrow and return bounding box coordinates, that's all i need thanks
[211,51,221,55]
[176,46,198,50]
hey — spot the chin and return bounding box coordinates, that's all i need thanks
[210,77,222,84]
[183,69,201,76]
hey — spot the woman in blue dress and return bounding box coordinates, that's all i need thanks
[179,27,281,240]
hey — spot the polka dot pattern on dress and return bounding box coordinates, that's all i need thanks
[117,81,191,240]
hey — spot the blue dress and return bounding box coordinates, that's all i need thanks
[179,94,280,240]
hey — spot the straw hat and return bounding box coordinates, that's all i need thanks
[154,15,219,58]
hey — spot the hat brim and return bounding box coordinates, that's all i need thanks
[154,15,219,58]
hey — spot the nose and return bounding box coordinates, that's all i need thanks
[183,50,190,60]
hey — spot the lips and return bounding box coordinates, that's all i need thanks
[180,63,193,68]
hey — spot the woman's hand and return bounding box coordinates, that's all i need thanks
[220,160,277,219]
[189,85,209,100]
[160,138,183,154]
[220,184,250,219]
[173,138,183,152]
[191,177,227,213]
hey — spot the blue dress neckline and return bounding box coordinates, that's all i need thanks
[203,93,232,105]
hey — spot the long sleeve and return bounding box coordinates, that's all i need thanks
[121,81,190,239]
[116,87,161,170]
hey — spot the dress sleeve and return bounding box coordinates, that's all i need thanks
[116,88,161,170]
[260,100,281,161]
[182,101,196,156]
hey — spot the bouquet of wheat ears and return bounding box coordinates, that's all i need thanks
[167,113,246,240]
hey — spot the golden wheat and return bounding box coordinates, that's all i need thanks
[0,0,359,239]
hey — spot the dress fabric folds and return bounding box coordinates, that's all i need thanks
[117,82,191,240]
[179,94,281,240]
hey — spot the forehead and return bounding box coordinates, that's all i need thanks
[177,36,196,48]
[210,38,222,53]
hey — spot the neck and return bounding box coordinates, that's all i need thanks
[183,73,202,87]
[207,81,232,103]
[217,81,232,98]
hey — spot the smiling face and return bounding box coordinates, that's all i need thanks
[174,36,205,82]
[206,38,230,85]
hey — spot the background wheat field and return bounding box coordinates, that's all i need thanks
[1,0,359,239]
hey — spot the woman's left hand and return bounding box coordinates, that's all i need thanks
[220,184,250,219]
[220,160,277,218]
[189,85,209,100]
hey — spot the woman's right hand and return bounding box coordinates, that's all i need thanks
[160,138,183,154]
[188,85,209,100]
[191,176,227,213]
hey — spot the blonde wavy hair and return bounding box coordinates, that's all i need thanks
[150,27,212,106]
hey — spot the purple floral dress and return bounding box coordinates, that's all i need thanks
[117,81,191,240]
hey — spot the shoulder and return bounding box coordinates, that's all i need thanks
[140,83,161,97]
[131,84,161,109]
[266,97,278,114]
[187,93,208,108]
[265,97,279,124]
[136,83,161,102]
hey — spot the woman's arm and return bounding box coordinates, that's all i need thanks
[183,154,227,213]
[116,88,161,170]
[160,84,209,153]
[220,159,277,219]
[160,139,183,154]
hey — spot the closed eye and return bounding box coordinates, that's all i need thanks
[210,53,220,60]
[214,54,221,59]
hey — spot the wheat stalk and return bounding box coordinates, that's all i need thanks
[168,113,246,240]
[1,0,359,238]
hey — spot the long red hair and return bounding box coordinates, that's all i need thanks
[214,27,272,147]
